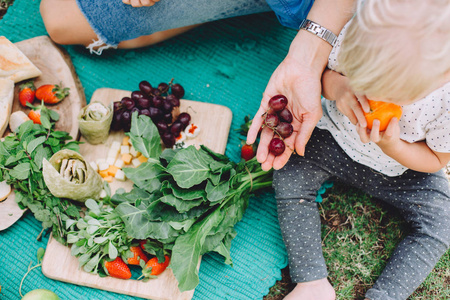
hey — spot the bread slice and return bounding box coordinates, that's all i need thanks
[0,77,14,136]
[0,36,42,83]
[0,180,12,202]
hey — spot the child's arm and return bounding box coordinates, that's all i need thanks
[122,0,160,7]
[356,118,450,173]
[321,69,369,127]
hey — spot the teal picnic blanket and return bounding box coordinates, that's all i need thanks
[0,1,307,299]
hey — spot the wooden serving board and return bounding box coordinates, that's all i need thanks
[0,36,86,231]
[42,88,233,300]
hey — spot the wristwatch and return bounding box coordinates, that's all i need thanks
[299,19,338,47]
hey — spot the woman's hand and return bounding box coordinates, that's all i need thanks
[247,55,324,171]
[122,0,160,7]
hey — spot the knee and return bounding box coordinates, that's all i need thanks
[40,0,66,44]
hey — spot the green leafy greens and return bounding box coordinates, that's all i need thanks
[112,112,273,291]
[0,113,81,244]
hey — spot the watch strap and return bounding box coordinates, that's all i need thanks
[299,19,338,47]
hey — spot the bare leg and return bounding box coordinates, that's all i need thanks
[285,278,336,300]
[40,0,199,49]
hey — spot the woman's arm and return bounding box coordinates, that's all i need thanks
[247,0,356,171]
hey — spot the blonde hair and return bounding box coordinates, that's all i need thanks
[337,0,450,103]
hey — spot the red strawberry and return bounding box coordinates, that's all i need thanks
[142,255,170,277]
[28,109,41,124]
[104,257,131,280]
[35,84,70,104]
[127,246,149,265]
[241,144,255,161]
[18,81,36,107]
[139,240,147,249]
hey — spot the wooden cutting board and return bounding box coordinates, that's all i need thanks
[0,36,86,231]
[42,88,233,300]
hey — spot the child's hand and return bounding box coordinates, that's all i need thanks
[322,69,370,127]
[122,0,160,7]
[356,117,401,150]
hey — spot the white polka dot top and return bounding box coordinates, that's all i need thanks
[317,22,450,176]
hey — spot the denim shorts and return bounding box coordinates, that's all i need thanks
[76,0,272,47]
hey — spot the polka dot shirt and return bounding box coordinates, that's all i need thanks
[316,22,450,176]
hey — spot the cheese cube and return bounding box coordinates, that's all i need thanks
[122,136,130,146]
[114,159,125,169]
[103,176,114,183]
[106,156,115,166]
[131,158,142,167]
[115,169,126,181]
[122,153,132,164]
[129,146,140,157]
[137,155,148,163]
[99,170,109,178]
[120,145,130,155]
[98,162,109,171]
[96,158,106,166]
[107,148,119,160]
[110,141,121,152]
[107,165,120,176]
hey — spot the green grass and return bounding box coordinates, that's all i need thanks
[265,181,450,300]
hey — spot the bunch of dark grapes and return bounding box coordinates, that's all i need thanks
[112,79,191,148]
[263,95,294,156]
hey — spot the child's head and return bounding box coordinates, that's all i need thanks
[337,0,450,105]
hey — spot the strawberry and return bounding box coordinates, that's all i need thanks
[141,255,170,279]
[127,246,149,265]
[139,240,147,249]
[104,257,131,280]
[241,144,255,161]
[28,109,41,124]
[18,81,36,107]
[35,84,70,104]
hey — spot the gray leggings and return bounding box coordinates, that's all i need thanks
[273,128,450,300]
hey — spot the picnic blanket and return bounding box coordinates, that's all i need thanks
[0,1,308,299]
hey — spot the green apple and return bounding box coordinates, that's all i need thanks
[22,289,60,300]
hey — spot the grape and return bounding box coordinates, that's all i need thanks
[163,112,173,123]
[171,83,185,99]
[148,107,163,121]
[139,80,153,96]
[269,95,288,112]
[158,82,169,93]
[177,112,191,129]
[131,91,145,101]
[156,121,169,133]
[112,111,122,131]
[121,111,131,125]
[113,101,122,111]
[166,94,180,107]
[264,113,279,128]
[152,88,162,96]
[123,98,135,110]
[152,96,164,109]
[276,122,293,138]
[278,108,293,123]
[130,107,139,115]
[137,97,151,109]
[139,109,151,117]
[269,138,285,156]
[170,122,183,136]
[161,132,176,148]
[162,100,173,113]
